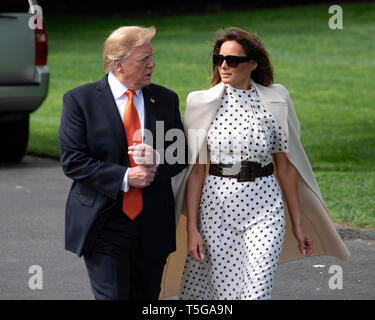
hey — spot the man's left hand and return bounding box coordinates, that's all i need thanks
[128,143,159,168]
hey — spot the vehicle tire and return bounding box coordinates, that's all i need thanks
[0,114,29,162]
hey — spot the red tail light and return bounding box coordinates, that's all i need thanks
[35,23,48,66]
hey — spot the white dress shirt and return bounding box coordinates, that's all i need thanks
[107,71,158,193]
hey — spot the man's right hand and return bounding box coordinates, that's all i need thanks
[128,166,157,188]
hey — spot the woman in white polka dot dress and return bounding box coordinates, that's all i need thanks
[178,28,313,300]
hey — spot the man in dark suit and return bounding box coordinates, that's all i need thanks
[58,26,187,300]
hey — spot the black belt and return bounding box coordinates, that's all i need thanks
[209,161,274,182]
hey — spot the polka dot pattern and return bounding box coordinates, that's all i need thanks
[206,84,288,166]
[178,84,288,300]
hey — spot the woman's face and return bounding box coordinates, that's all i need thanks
[218,40,257,90]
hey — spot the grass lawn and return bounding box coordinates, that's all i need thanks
[28,3,375,228]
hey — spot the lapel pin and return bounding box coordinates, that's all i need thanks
[150,98,155,103]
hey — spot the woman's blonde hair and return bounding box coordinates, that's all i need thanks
[103,26,156,73]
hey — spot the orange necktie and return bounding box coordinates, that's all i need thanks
[122,89,143,220]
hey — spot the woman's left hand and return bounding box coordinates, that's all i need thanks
[292,224,313,256]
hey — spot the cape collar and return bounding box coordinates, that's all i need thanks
[184,79,289,150]
[250,79,286,103]
[197,79,286,106]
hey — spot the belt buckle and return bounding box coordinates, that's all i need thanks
[221,163,239,177]
[236,164,255,182]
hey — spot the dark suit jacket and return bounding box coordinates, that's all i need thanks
[58,74,187,259]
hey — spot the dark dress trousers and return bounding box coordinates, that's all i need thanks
[58,74,187,299]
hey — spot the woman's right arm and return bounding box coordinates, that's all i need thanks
[185,157,206,264]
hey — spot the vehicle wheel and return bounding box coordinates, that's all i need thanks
[0,114,29,162]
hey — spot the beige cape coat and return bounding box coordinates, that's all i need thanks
[159,80,350,299]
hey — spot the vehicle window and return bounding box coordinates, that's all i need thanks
[0,1,31,12]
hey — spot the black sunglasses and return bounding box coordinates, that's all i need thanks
[213,54,252,68]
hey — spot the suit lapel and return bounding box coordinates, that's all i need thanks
[142,85,158,146]
[96,75,128,155]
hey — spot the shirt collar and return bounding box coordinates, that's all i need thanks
[108,71,142,99]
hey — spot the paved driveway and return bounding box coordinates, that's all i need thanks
[0,156,374,300]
